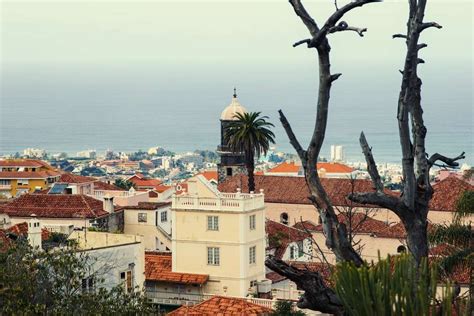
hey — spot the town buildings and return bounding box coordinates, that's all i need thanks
[265,161,356,178]
[0,159,61,198]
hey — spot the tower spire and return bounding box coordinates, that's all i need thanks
[233,87,237,98]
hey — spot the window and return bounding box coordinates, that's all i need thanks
[249,246,256,264]
[397,245,407,253]
[290,245,298,260]
[226,168,233,176]
[82,277,95,293]
[249,214,256,230]
[280,212,289,225]
[120,270,133,293]
[207,247,220,265]
[207,216,219,231]
[250,280,257,287]
[138,213,147,223]
[160,211,167,222]
[17,179,29,186]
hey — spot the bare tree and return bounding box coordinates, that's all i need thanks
[265,0,464,313]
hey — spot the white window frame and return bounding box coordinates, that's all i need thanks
[137,213,147,223]
[249,214,256,230]
[17,179,29,186]
[160,211,168,222]
[249,245,256,264]
[207,216,219,231]
[207,247,220,265]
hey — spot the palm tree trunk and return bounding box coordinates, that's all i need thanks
[246,152,255,193]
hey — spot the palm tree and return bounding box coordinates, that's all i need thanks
[224,112,275,192]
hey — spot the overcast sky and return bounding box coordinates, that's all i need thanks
[2,0,472,68]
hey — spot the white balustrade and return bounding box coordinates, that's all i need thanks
[172,192,264,212]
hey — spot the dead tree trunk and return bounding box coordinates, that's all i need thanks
[265,0,465,313]
[348,0,464,264]
[266,0,380,313]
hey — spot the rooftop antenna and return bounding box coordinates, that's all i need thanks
[233,87,237,98]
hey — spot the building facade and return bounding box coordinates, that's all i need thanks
[171,175,266,297]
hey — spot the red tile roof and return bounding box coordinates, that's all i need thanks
[126,202,170,210]
[312,213,390,235]
[0,170,60,179]
[6,222,28,236]
[268,162,354,174]
[145,253,208,285]
[198,171,218,182]
[292,220,320,232]
[0,194,108,219]
[93,181,124,191]
[155,184,173,193]
[429,177,474,212]
[0,159,47,167]
[129,177,162,189]
[219,175,382,207]
[168,296,273,315]
[59,173,96,183]
[266,219,311,259]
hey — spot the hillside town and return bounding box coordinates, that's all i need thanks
[1,93,472,314]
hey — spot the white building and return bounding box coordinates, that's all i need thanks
[330,145,345,162]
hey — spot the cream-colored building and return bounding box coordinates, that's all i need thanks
[171,175,266,297]
[123,202,172,251]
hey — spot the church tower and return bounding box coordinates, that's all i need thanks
[217,89,247,183]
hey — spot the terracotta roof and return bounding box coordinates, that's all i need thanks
[155,184,173,193]
[0,194,108,219]
[125,202,170,210]
[292,220,320,232]
[219,175,382,207]
[6,222,28,236]
[145,253,208,285]
[429,177,474,212]
[59,173,96,183]
[129,177,162,189]
[0,159,46,167]
[93,181,124,191]
[0,222,29,251]
[266,219,311,259]
[265,272,286,283]
[268,162,354,174]
[168,296,273,315]
[312,213,390,235]
[148,190,159,198]
[198,171,218,182]
[0,170,60,179]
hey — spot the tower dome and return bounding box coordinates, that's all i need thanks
[220,88,247,121]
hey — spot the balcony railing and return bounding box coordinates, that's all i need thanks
[172,191,264,212]
[0,184,12,190]
[146,291,275,310]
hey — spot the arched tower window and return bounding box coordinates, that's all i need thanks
[280,212,289,225]
[397,245,406,253]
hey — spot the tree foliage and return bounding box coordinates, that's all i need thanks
[333,254,459,316]
[224,112,275,192]
[0,239,152,314]
[114,178,136,190]
[272,300,306,316]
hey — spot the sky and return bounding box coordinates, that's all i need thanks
[1,0,472,67]
[0,1,472,162]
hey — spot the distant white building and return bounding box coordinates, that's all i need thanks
[330,145,345,162]
[23,148,46,158]
[76,150,97,159]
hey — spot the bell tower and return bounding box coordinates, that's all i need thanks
[217,89,247,183]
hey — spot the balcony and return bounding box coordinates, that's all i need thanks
[172,190,264,212]
[146,291,275,310]
[0,184,11,190]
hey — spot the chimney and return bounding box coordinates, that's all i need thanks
[103,195,114,213]
[28,214,42,250]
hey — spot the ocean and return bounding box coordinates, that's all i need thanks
[0,62,472,164]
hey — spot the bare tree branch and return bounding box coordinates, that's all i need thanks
[348,192,406,217]
[328,21,367,37]
[419,22,442,32]
[265,256,344,315]
[393,33,408,39]
[428,152,466,168]
[278,110,306,161]
[359,131,384,192]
